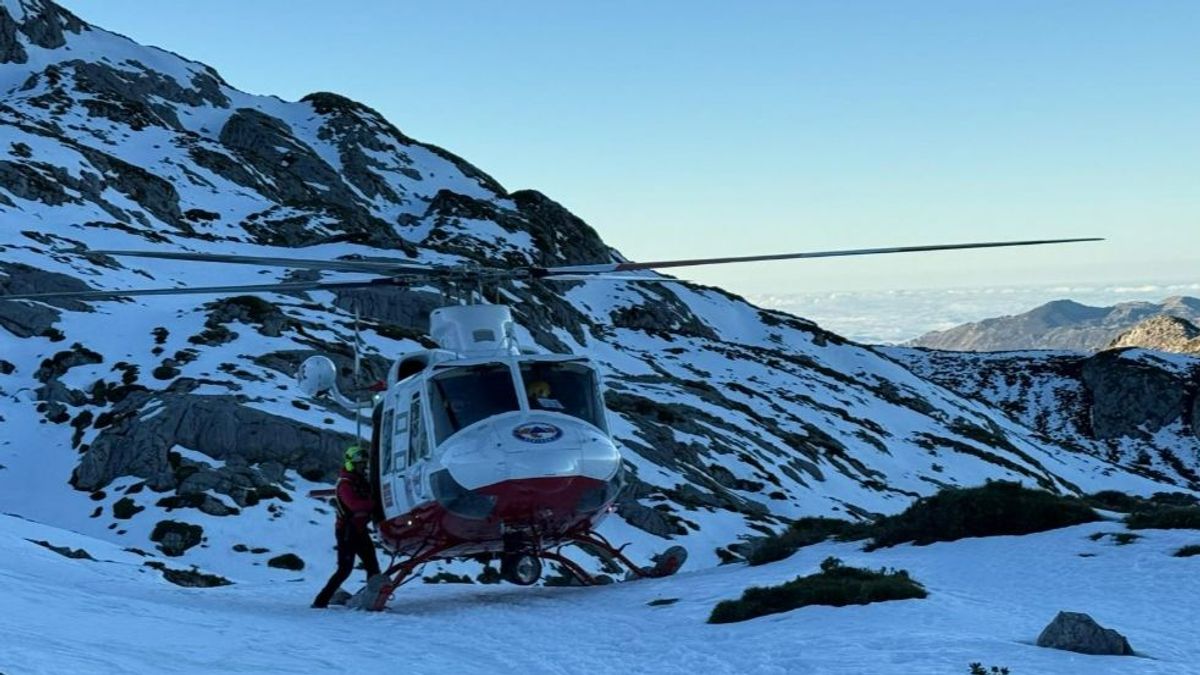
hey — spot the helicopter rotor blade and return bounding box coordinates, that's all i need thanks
[540,274,688,283]
[538,237,1104,275]
[90,249,443,274]
[0,278,407,302]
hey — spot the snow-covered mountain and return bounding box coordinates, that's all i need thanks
[908,296,1200,352]
[0,0,1177,589]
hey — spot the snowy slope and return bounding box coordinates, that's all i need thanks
[3,511,1198,674]
[0,0,1183,591]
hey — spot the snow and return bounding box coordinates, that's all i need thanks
[2,512,1197,674]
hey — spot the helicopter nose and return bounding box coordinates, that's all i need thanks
[440,414,620,491]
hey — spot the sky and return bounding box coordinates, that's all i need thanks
[71,0,1200,296]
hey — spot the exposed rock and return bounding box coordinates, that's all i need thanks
[219,108,357,207]
[0,5,28,64]
[610,285,718,341]
[14,0,85,50]
[28,538,94,560]
[202,295,296,338]
[509,190,610,266]
[74,393,354,492]
[0,262,92,337]
[1109,315,1200,355]
[1036,611,1134,656]
[267,553,305,571]
[1081,350,1186,439]
[149,519,203,557]
[112,496,144,520]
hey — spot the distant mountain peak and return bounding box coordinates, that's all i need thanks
[1108,314,1200,354]
[909,295,1200,352]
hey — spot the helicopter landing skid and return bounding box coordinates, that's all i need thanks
[549,531,688,586]
[363,533,687,611]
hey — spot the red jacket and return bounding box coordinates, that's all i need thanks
[335,468,374,530]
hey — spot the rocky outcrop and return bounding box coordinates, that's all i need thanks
[0,0,84,64]
[75,392,354,492]
[0,262,95,337]
[1036,611,1134,656]
[1108,315,1200,355]
[909,296,1200,352]
[1081,350,1188,439]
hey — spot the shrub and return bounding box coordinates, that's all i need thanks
[144,561,231,587]
[1173,545,1200,558]
[708,557,926,624]
[868,481,1099,550]
[1127,507,1200,530]
[747,517,871,566]
[968,664,1010,675]
[1085,490,1144,512]
[423,572,472,584]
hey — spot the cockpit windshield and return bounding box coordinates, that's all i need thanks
[429,363,520,445]
[519,361,607,431]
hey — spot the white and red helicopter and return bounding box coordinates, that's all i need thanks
[2,237,1100,610]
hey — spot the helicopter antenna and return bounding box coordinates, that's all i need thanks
[353,303,363,451]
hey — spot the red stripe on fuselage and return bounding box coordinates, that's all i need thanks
[376,475,611,557]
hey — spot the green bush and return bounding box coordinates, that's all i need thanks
[747,517,871,566]
[968,664,1010,675]
[1126,507,1200,530]
[868,481,1099,550]
[708,557,926,624]
[1085,490,1144,512]
[1173,545,1200,558]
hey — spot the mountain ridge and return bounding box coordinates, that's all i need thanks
[908,295,1200,352]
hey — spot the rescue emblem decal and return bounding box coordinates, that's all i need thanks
[512,422,563,444]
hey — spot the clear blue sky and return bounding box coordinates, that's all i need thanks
[74,1,1199,295]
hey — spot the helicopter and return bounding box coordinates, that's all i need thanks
[1,236,1101,610]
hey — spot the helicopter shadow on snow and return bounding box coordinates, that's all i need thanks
[381,582,606,617]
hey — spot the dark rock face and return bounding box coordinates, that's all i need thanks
[74,392,354,492]
[219,108,358,207]
[0,6,27,64]
[69,59,229,131]
[150,519,204,557]
[1082,351,1186,439]
[1036,611,1134,656]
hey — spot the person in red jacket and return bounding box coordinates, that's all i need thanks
[311,445,382,608]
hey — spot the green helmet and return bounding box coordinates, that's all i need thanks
[343,445,365,471]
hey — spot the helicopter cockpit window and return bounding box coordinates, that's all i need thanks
[519,361,607,431]
[429,363,521,445]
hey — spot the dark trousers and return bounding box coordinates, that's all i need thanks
[312,524,382,608]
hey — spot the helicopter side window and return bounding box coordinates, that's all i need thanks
[379,409,394,474]
[392,410,408,470]
[428,363,521,445]
[407,395,426,466]
[519,361,607,432]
